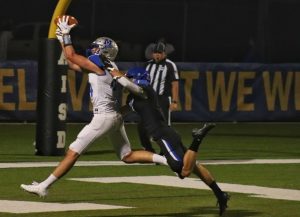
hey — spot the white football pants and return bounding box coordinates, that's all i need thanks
[69,112,131,160]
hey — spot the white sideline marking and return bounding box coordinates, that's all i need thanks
[198,159,300,165]
[70,176,300,202]
[0,161,140,168]
[1,159,300,169]
[0,200,133,213]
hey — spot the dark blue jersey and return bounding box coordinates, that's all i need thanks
[127,86,166,139]
[127,85,187,176]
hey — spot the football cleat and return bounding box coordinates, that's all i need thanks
[20,181,48,197]
[217,192,230,216]
[192,123,216,141]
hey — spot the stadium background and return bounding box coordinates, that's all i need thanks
[1,0,300,123]
[1,0,300,63]
[0,1,299,216]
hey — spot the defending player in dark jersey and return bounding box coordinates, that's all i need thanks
[123,67,230,216]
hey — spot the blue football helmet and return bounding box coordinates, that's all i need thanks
[86,37,118,61]
[126,67,150,86]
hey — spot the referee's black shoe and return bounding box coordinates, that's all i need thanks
[217,192,230,216]
[192,123,216,141]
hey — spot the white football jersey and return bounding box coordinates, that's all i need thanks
[88,62,119,113]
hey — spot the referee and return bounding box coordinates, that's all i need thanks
[138,41,179,153]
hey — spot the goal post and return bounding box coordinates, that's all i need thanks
[35,0,72,156]
[48,0,73,39]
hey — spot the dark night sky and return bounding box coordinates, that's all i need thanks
[1,0,300,62]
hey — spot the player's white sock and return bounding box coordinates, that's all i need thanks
[153,154,168,165]
[40,174,58,188]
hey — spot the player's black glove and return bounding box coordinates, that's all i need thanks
[110,77,118,90]
[101,55,115,72]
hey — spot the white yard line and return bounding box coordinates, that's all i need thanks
[197,159,300,165]
[1,160,299,213]
[70,175,300,202]
[0,159,300,169]
[5,174,297,213]
[0,200,133,214]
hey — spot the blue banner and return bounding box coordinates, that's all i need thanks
[173,63,300,121]
[1,61,299,122]
[0,61,38,121]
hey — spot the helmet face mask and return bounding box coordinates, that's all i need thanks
[86,37,118,61]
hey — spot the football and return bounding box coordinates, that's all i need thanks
[54,15,78,26]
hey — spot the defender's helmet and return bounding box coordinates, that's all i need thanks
[86,37,118,61]
[126,67,150,86]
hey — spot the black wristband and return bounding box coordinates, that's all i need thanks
[172,100,177,103]
[62,34,72,46]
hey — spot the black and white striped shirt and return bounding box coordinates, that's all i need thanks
[145,58,179,96]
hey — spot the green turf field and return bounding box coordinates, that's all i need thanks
[0,122,299,217]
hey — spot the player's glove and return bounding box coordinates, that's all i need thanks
[101,55,115,72]
[57,15,76,34]
[110,77,119,90]
[55,28,63,43]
